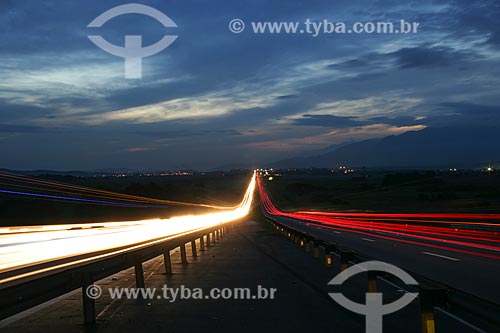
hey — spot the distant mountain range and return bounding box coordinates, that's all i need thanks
[2,127,498,174]
[271,127,500,169]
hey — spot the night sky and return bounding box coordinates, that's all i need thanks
[1,0,499,170]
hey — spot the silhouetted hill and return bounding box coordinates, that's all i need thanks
[272,127,500,168]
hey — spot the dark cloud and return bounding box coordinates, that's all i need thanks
[433,102,500,125]
[368,116,421,126]
[132,127,243,139]
[276,95,299,100]
[330,45,476,72]
[291,114,363,127]
[389,46,473,69]
[0,124,44,133]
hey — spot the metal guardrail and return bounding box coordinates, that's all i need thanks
[0,222,235,325]
[263,212,500,333]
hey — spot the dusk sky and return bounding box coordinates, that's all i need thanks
[1,0,499,170]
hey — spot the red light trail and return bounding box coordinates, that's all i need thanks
[257,176,500,260]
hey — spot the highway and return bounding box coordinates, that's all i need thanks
[257,176,500,304]
[0,174,256,284]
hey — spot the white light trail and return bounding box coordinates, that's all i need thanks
[0,173,256,274]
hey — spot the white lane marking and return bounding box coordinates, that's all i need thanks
[422,252,461,262]
[332,231,341,234]
[361,238,375,242]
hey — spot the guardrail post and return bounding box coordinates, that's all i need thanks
[207,233,211,246]
[215,229,220,242]
[313,241,320,258]
[163,249,172,274]
[180,244,188,263]
[191,240,198,257]
[134,260,145,289]
[200,236,205,251]
[419,288,447,333]
[338,249,356,271]
[81,272,96,326]
[305,239,312,252]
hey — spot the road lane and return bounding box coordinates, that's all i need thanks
[257,176,500,304]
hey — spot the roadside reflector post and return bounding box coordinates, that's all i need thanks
[163,249,172,274]
[200,236,205,251]
[419,288,447,333]
[180,244,188,264]
[367,271,378,293]
[191,240,198,257]
[325,252,333,266]
[80,272,96,326]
